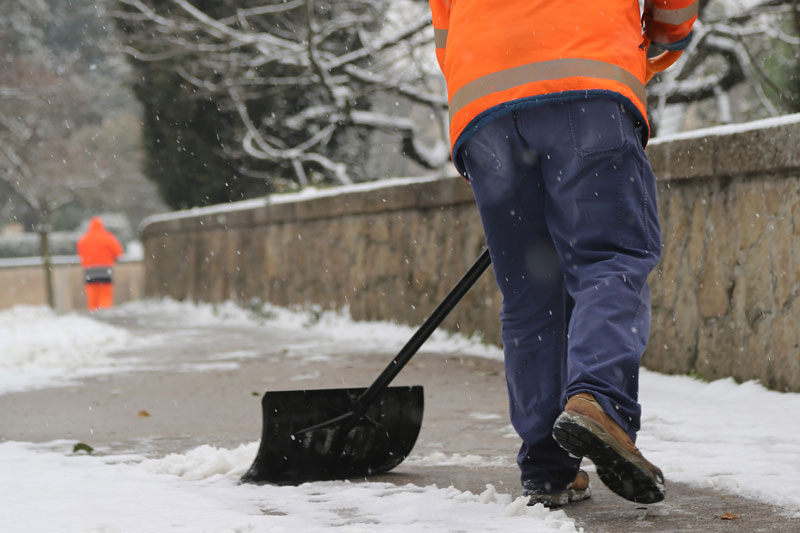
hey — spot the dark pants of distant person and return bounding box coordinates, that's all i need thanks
[459,98,662,491]
[84,266,114,311]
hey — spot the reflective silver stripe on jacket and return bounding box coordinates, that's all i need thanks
[434,28,448,49]
[84,266,113,284]
[449,58,646,123]
[650,2,698,25]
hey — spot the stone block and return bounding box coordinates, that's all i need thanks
[764,186,783,217]
[648,135,715,181]
[657,187,687,303]
[739,316,771,385]
[686,195,707,277]
[793,200,800,287]
[649,319,686,374]
[696,319,736,380]
[716,120,800,177]
[734,186,767,251]
[771,213,793,310]
[698,235,730,318]
[672,272,700,372]
[741,236,774,325]
[767,300,800,391]
[368,217,391,243]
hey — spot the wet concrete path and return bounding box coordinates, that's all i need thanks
[1,305,795,532]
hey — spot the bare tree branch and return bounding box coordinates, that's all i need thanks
[648,0,800,132]
[114,0,448,188]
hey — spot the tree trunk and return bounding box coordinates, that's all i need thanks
[38,226,55,309]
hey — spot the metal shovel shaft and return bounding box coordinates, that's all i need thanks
[347,248,492,419]
[294,248,492,435]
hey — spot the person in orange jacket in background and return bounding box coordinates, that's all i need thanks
[76,217,124,311]
[429,0,697,508]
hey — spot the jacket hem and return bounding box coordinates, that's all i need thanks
[451,90,650,179]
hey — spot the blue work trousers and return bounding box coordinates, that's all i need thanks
[459,99,661,491]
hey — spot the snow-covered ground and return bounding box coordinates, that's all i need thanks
[1,300,799,531]
[1,440,576,532]
[0,300,502,397]
[0,305,140,394]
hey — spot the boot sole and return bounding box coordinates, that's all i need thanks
[552,412,666,504]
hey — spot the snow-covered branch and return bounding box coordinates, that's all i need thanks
[114,0,447,188]
[648,0,800,133]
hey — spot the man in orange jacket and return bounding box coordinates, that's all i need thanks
[76,217,124,311]
[429,0,697,507]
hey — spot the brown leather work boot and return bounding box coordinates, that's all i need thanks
[552,393,666,504]
[523,470,592,508]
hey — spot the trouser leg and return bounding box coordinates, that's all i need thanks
[460,98,662,491]
[85,283,113,310]
[85,284,100,311]
[97,283,114,309]
[514,99,662,440]
[461,112,580,491]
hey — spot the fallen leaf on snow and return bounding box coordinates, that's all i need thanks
[73,442,94,454]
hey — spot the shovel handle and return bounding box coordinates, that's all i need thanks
[351,248,492,418]
[646,50,682,83]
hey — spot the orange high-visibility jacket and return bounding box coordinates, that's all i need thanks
[429,0,697,175]
[76,217,124,269]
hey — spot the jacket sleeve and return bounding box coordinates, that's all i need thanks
[109,234,124,260]
[429,0,449,73]
[643,0,698,51]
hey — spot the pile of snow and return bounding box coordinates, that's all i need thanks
[0,298,501,396]
[639,371,800,514]
[0,306,135,394]
[115,298,257,327]
[140,442,259,481]
[405,452,512,468]
[255,302,504,359]
[0,441,581,532]
[122,240,144,261]
[113,298,503,359]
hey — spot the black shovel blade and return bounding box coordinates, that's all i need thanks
[240,385,423,484]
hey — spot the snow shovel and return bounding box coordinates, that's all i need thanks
[241,248,492,484]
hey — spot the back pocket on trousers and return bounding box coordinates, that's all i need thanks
[568,99,625,155]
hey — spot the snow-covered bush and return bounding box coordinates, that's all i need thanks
[0,232,80,259]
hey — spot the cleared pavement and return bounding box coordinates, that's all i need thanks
[1,306,795,532]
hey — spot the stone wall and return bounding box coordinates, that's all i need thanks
[645,116,800,391]
[141,115,800,392]
[141,178,501,342]
[0,259,144,312]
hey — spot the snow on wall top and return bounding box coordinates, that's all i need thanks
[138,175,445,228]
[649,112,800,145]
